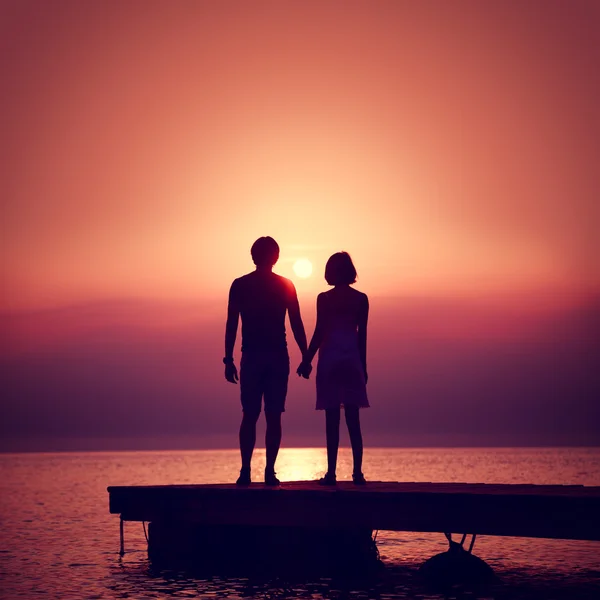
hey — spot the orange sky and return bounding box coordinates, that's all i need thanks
[2,3,600,451]
[2,1,599,310]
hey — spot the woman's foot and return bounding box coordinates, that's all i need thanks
[264,470,280,486]
[236,467,251,486]
[318,472,337,486]
[352,472,367,485]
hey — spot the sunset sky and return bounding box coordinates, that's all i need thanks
[1,1,599,451]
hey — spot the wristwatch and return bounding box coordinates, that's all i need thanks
[223,357,234,365]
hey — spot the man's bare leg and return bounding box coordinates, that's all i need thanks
[265,411,282,484]
[238,411,260,483]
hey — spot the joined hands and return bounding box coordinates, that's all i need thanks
[296,360,312,379]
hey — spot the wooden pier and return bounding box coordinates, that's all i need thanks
[109,481,600,541]
[108,481,600,573]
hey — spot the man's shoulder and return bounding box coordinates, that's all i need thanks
[231,272,295,294]
[231,272,255,286]
[272,272,294,287]
[229,273,253,298]
[269,273,296,300]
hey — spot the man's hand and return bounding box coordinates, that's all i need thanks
[225,363,239,384]
[296,361,312,379]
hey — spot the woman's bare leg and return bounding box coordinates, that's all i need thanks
[325,407,341,475]
[344,405,363,475]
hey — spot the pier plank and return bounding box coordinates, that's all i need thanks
[108,481,600,542]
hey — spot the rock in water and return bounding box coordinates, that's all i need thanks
[419,541,496,587]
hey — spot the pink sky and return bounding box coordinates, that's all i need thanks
[1,2,599,450]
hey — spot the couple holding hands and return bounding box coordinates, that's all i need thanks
[224,237,369,487]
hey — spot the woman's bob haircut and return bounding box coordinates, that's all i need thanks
[325,251,357,286]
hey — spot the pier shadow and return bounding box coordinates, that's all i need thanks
[147,523,383,578]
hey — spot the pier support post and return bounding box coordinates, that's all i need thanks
[119,516,125,557]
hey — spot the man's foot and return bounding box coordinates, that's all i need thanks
[264,470,280,486]
[318,472,337,486]
[352,472,367,485]
[236,467,251,486]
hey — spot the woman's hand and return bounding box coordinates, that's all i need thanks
[296,360,312,379]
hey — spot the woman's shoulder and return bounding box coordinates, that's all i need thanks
[316,291,330,306]
[350,286,368,301]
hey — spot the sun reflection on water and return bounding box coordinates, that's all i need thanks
[274,447,326,482]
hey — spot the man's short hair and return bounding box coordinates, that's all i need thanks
[325,252,357,285]
[251,236,280,267]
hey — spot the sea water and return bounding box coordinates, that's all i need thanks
[1,447,599,599]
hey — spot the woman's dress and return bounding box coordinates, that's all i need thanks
[316,310,369,410]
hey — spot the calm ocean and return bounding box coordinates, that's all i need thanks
[1,447,599,599]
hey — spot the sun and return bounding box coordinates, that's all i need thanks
[293,258,313,279]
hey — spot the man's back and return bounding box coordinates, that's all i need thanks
[230,270,295,352]
[224,236,308,485]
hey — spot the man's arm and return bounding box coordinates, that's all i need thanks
[224,281,240,383]
[287,282,308,357]
[358,293,369,383]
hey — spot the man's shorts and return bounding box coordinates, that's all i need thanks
[240,350,290,414]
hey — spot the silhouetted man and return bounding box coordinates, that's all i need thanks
[224,236,307,485]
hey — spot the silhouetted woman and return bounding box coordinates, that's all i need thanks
[298,252,369,485]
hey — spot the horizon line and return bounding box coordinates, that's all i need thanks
[2,284,598,316]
